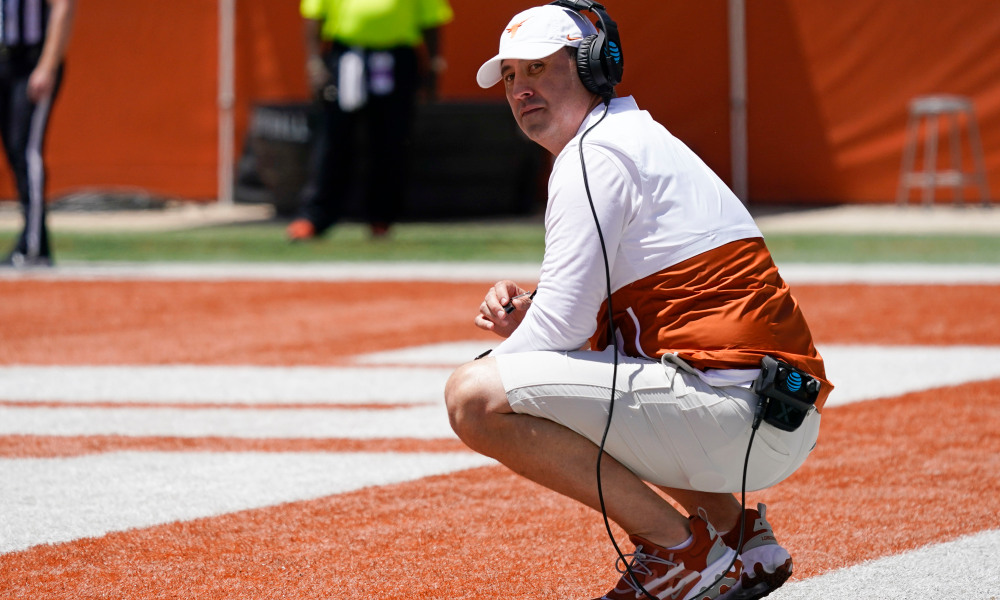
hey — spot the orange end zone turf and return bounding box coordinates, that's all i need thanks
[1,278,999,598]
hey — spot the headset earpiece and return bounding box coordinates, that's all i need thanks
[575,30,605,97]
[548,0,624,100]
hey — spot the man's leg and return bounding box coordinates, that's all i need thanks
[294,98,355,234]
[2,70,55,263]
[657,487,743,533]
[445,357,690,548]
[289,48,356,239]
[363,47,417,232]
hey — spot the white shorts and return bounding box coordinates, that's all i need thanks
[495,347,820,493]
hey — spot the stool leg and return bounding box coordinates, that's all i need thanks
[897,113,920,206]
[966,110,991,206]
[949,111,964,205]
[922,113,939,207]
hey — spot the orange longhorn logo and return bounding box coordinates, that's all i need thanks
[506,18,530,37]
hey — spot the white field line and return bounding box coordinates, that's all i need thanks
[3,345,1000,441]
[0,365,455,404]
[0,404,454,439]
[0,261,543,282]
[0,451,494,554]
[3,261,1000,284]
[5,345,1000,410]
[778,528,1000,599]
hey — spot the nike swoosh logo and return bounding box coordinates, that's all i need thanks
[566,35,582,41]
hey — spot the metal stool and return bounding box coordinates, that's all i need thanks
[896,95,990,206]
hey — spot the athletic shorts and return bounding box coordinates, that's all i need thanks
[494,347,821,493]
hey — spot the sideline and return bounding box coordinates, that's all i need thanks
[4,261,1000,284]
[4,202,1000,234]
[777,528,1000,599]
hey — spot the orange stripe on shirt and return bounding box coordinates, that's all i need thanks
[590,238,833,409]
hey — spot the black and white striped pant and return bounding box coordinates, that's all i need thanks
[0,44,61,260]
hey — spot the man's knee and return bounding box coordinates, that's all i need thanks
[444,358,506,440]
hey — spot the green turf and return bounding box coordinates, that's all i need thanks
[47,222,548,263]
[26,221,1000,264]
[764,233,1000,264]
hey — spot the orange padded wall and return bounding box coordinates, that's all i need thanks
[1,0,996,204]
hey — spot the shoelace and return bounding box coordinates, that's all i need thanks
[613,545,681,596]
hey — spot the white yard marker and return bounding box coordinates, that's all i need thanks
[0,451,494,554]
[777,529,1000,599]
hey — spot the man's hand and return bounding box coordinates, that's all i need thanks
[28,0,76,103]
[27,66,58,102]
[474,280,532,338]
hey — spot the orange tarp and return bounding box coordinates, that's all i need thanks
[1,0,997,204]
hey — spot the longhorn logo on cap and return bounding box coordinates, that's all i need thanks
[506,18,531,37]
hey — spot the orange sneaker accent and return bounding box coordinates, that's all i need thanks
[719,504,793,600]
[370,222,391,238]
[594,515,742,600]
[286,219,316,241]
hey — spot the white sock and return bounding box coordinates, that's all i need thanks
[667,534,694,551]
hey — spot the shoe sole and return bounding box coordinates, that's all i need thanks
[685,550,742,600]
[724,557,792,600]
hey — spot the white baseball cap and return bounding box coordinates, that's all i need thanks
[476,5,598,89]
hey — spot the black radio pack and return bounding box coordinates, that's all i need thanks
[753,355,822,432]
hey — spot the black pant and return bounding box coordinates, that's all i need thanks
[297,44,419,233]
[0,45,62,259]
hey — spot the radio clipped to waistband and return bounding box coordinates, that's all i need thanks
[753,355,822,432]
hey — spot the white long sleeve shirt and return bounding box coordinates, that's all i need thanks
[494,96,761,356]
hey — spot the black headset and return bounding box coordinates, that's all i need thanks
[547,0,624,100]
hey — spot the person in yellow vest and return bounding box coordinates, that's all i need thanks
[287,0,453,240]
